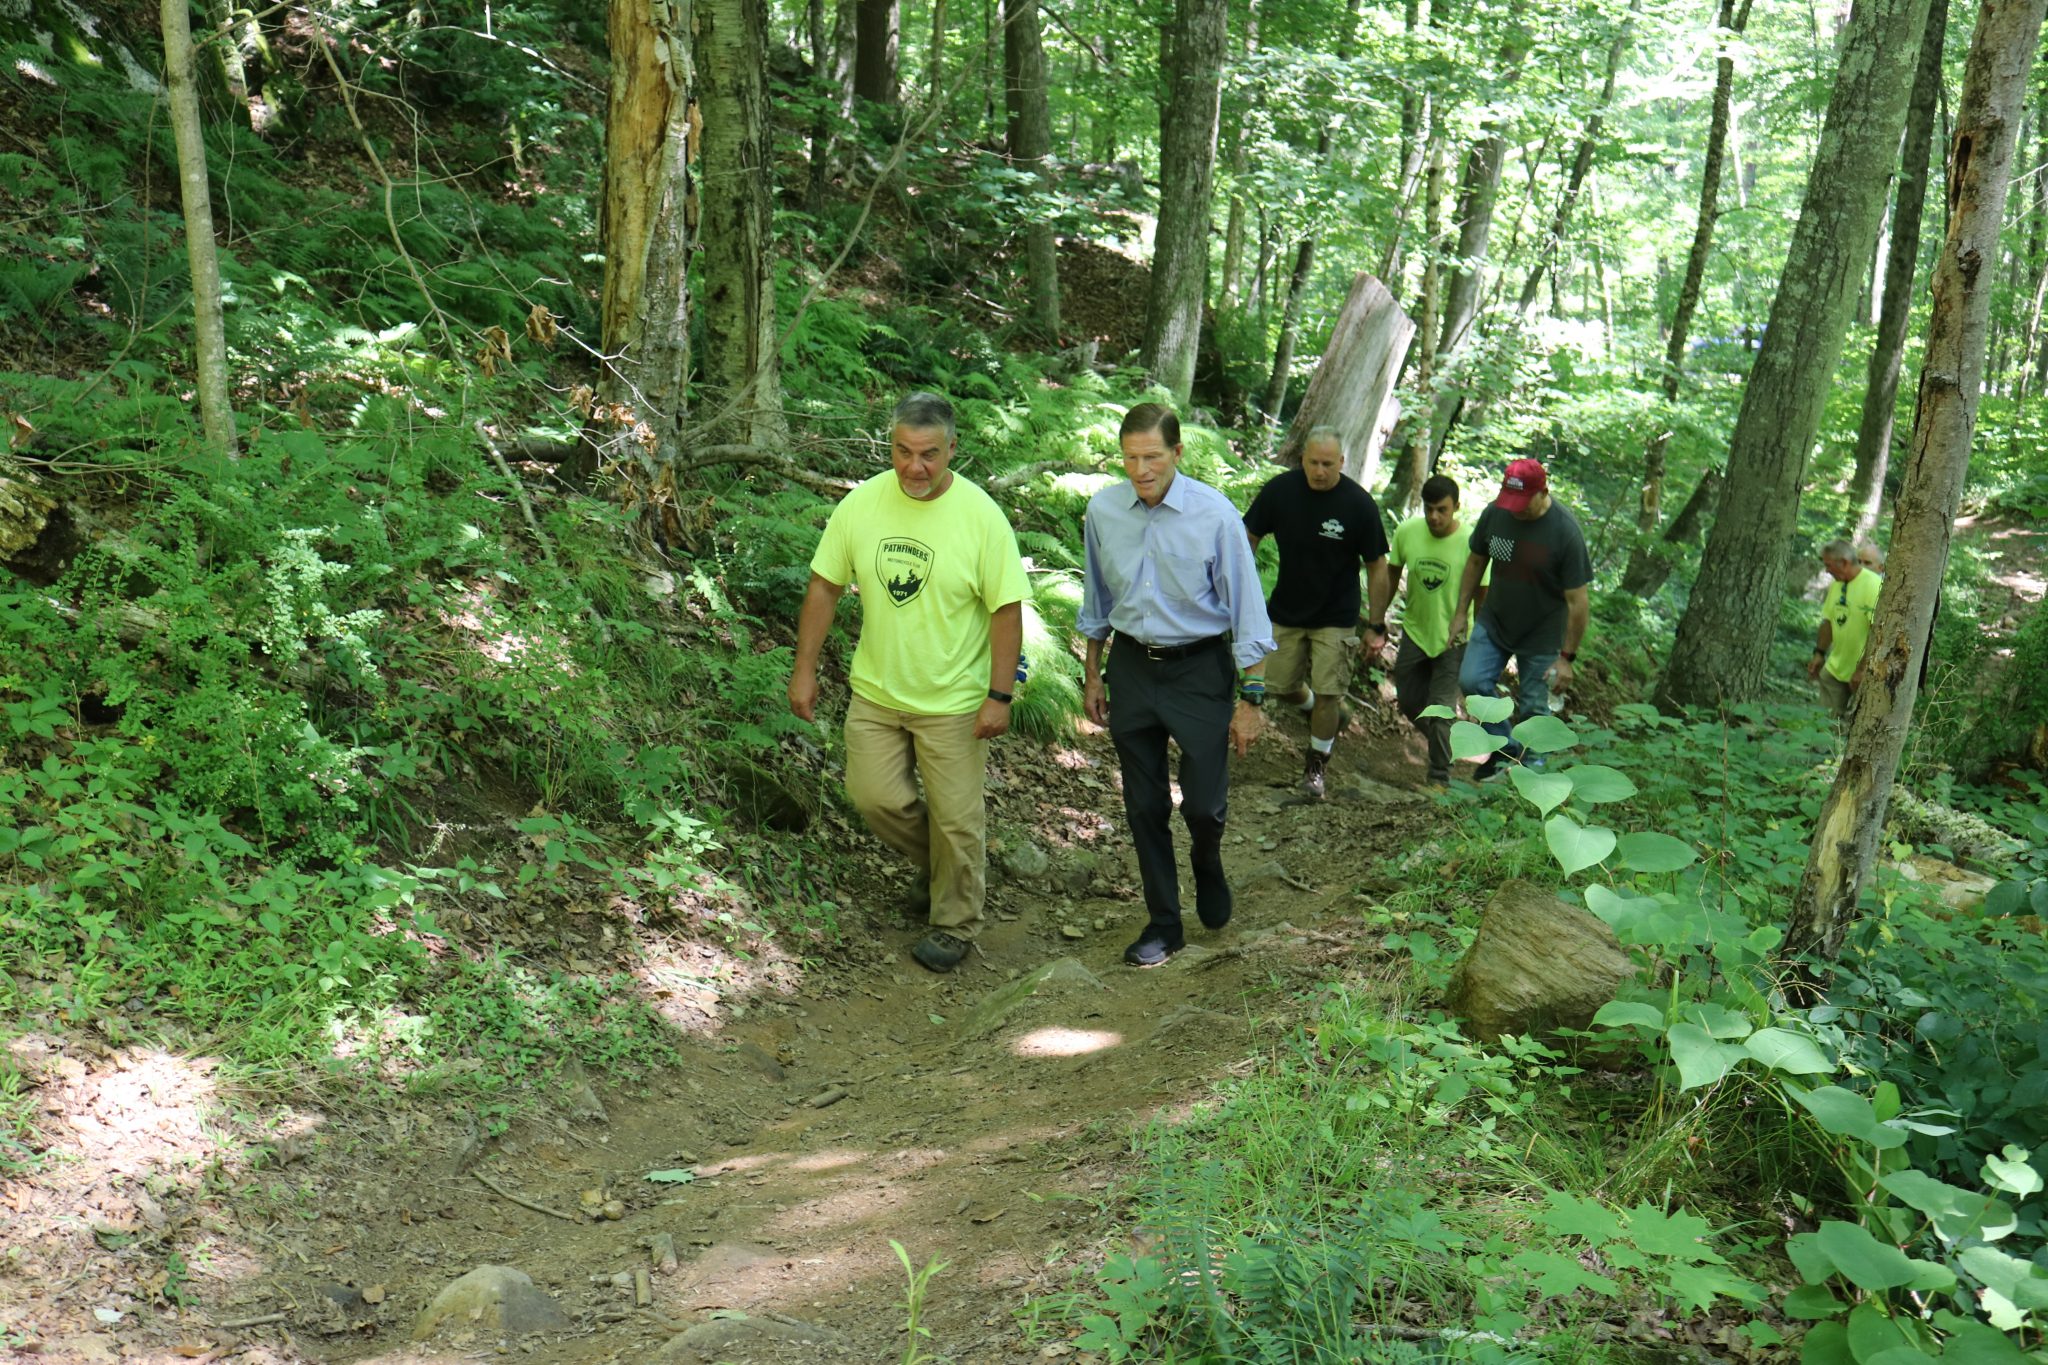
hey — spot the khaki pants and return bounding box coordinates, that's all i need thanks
[1266,625,1356,696]
[1818,672,1853,719]
[843,694,989,936]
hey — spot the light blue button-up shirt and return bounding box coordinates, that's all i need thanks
[1077,471,1276,670]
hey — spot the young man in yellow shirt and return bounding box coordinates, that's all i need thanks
[787,393,1029,972]
[1387,474,1484,786]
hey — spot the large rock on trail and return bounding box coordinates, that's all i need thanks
[1444,881,1634,1042]
[654,1314,849,1362]
[410,1265,569,1341]
[955,958,1104,1041]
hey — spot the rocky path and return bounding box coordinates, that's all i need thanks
[0,707,1439,1365]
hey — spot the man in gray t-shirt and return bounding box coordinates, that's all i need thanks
[1448,459,1592,781]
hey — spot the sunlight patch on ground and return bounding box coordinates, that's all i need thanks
[1010,1026,1123,1058]
[784,1147,874,1175]
[633,931,802,1036]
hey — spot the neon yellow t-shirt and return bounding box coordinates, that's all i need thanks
[1389,516,1486,658]
[1823,568,1882,682]
[810,471,1028,715]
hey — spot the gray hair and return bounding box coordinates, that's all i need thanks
[1304,425,1345,454]
[1856,539,1885,567]
[1821,538,1856,562]
[892,391,957,443]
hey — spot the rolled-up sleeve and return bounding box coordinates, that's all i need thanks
[1213,517,1275,669]
[1075,503,1114,642]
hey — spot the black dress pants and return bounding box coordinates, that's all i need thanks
[1105,637,1235,931]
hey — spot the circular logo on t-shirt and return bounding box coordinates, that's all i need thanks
[878,538,933,605]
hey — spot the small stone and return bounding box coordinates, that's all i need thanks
[1059,924,1087,940]
[601,1200,626,1221]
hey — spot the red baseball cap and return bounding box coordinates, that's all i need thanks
[1495,458,1548,513]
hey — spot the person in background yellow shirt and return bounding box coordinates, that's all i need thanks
[1809,538,1882,719]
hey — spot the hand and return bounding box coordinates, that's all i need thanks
[973,697,1012,740]
[1448,617,1468,649]
[1806,654,1823,682]
[1545,656,1574,690]
[1084,676,1109,727]
[1849,666,1864,691]
[1229,699,1264,758]
[1361,625,1391,667]
[787,672,818,722]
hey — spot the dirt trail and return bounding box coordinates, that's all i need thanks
[0,704,1439,1365]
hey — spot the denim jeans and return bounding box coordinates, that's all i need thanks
[1457,617,1558,755]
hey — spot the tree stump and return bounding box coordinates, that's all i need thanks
[1274,271,1415,488]
[1444,880,1634,1042]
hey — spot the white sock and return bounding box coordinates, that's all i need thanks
[1310,735,1334,755]
[1297,688,1316,714]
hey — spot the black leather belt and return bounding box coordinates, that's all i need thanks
[1114,631,1228,662]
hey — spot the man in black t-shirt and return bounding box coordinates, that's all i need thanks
[1448,458,1592,782]
[1244,428,1392,800]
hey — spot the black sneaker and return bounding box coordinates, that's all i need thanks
[1194,877,1233,930]
[911,931,971,973]
[1123,930,1184,968]
[1474,753,1507,784]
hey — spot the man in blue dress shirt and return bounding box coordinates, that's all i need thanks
[1077,403,1277,967]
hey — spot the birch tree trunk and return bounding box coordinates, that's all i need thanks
[1217,0,1260,312]
[806,0,831,210]
[161,0,239,458]
[1142,0,1228,405]
[1438,2,1531,355]
[1618,0,1752,597]
[699,0,785,449]
[582,0,692,488]
[1846,0,1947,541]
[1384,136,1446,515]
[1517,0,1636,314]
[1788,0,2047,962]
[1657,0,1936,709]
[1004,0,1060,337]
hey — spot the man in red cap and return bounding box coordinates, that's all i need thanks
[1447,458,1592,781]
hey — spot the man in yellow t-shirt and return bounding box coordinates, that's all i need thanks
[787,393,1028,972]
[1387,474,1486,785]
[1808,538,1882,719]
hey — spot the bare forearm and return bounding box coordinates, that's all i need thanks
[793,576,843,676]
[988,602,1023,691]
[1365,559,1392,626]
[1084,635,1106,683]
[1562,591,1589,656]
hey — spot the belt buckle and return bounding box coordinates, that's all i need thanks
[1143,641,1171,661]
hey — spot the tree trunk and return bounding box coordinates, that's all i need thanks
[1274,273,1415,487]
[1787,0,2047,963]
[1438,4,1531,355]
[1003,0,1060,337]
[1517,0,1636,315]
[161,0,238,458]
[806,0,831,210]
[582,0,692,489]
[855,0,898,104]
[698,0,784,450]
[1141,0,1228,405]
[2017,78,2048,401]
[1618,468,1723,596]
[1618,0,1752,593]
[1217,0,1259,311]
[834,0,860,117]
[1846,0,1947,540]
[926,0,946,104]
[1656,0,1935,710]
[1384,135,1446,516]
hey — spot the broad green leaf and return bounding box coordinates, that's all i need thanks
[1545,814,1616,875]
[1622,1204,1720,1263]
[1563,764,1638,804]
[645,1168,696,1184]
[1983,1146,2043,1198]
[1879,1170,2014,1243]
[1939,1320,2032,1365]
[1663,1263,1765,1312]
[1510,714,1578,753]
[1743,1027,1834,1075]
[1591,1001,1664,1031]
[1811,1221,1922,1291]
[1417,704,1456,720]
[1863,1350,1937,1365]
[1782,1284,1847,1320]
[1669,1022,1745,1090]
[1676,1000,1754,1039]
[1509,765,1573,814]
[1956,1245,2048,1323]
[1616,831,1698,873]
[1790,1086,1910,1150]
[1743,1322,1787,1348]
[1507,1248,1617,1298]
[1803,1321,1853,1365]
[1464,693,1515,724]
[1450,720,1498,762]
[1847,1303,1910,1364]
[1537,1191,1623,1242]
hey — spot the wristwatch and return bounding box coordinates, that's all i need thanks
[1237,687,1266,706]
[1559,651,1577,663]
[987,688,1013,703]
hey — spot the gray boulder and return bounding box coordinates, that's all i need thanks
[411,1265,569,1341]
[1444,881,1634,1042]
[655,1314,848,1361]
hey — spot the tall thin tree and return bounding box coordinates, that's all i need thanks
[1788,0,2047,961]
[1004,0,1061,336]
[699,0,785,449]
[856,0,899,103]
[1657,0,1936,709]
[161,0,239,458]
[1845,0,1949,542]
[1141,0,1228,404]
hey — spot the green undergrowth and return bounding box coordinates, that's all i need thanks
[1061,702,2048,1363]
